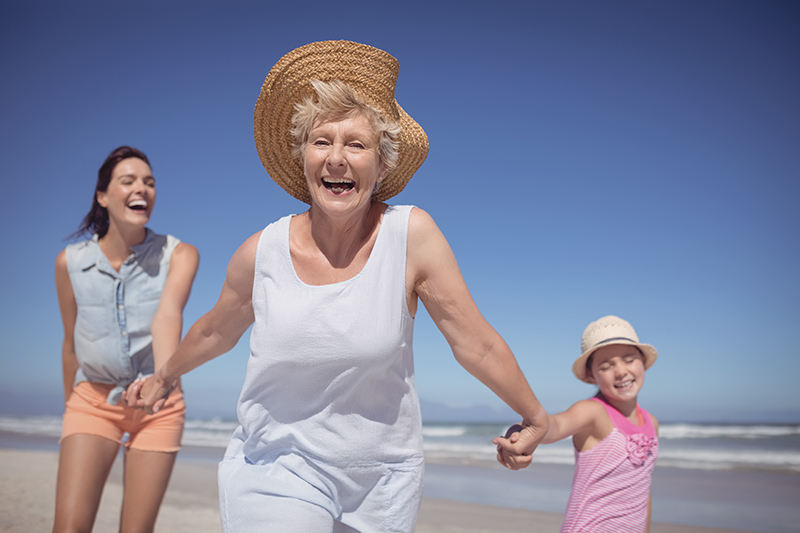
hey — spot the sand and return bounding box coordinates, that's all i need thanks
[0,448,749,533]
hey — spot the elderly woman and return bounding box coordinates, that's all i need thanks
[133,40,547,532]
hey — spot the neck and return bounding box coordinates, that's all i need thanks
[98,223,147,268]
[598,392,639,422]
[305,202,382,267]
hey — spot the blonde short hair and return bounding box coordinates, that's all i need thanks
[290,79,401,173]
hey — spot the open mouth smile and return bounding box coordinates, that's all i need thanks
[615,380,634,390]
[127,199,148,212]
[322,177,354,194]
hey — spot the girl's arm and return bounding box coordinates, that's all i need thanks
[150,242,200,372]
[55,250,78,404]
[134,232,259,414]
[541,400,601,444]
[407,208,548,470]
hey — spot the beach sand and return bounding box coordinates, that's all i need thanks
[0,448,750,533]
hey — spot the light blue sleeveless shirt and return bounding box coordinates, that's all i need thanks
[65,229,180,396]
[232,205,423,466]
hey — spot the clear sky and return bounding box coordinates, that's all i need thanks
[1,1,798,423]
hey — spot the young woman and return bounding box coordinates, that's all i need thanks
[53,146,199,532]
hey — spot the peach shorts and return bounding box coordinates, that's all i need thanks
[61,381,186,452]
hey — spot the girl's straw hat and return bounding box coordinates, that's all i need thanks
[573,315,658,383]
[254,40,429,204]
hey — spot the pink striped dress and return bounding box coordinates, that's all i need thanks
[560,397,658,533]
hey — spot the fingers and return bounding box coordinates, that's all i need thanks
[506,453,532,470]
[493,430,534,470]
[145,397,167,416]
[123,378,146,408]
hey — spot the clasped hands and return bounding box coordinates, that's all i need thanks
[492,420,548,470]
[121,374,174,414]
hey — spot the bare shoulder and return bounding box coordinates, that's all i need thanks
[407,207,451,259]
[173,242,200,261]
[571,398,613,450]
[407,206,443,242]
[573,398,603,412]
[226,230,263,288]
[649,411,659,433]
[55,248,68,271]
[55,248,72,291]
[568,398,607,421]
[231,230,263,265]
[171,242,200,270]
[408,205,434,230]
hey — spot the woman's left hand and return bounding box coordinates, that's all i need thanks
[122,377,147,409]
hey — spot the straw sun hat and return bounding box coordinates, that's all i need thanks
[572,315,658,383]
[254,40,429,204]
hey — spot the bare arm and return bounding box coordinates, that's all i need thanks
[541,400,600,444]
[150,242,200,372]
[407,208,548,469]
[137,232,259,414]
[55,250,79,404]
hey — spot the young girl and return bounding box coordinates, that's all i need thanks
[502,315,659,532]
[53,146,199,532]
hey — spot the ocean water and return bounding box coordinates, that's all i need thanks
[2,416,799,473]
[2,416,799,531]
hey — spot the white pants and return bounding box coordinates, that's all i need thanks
[218,446,424,533]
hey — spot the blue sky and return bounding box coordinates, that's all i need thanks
[1,1,798,423]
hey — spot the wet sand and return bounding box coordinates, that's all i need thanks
[0,447,751,533]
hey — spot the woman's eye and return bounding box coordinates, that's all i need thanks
[313,140,329,146]
[349,142,365,149]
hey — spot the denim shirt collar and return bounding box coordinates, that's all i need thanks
[80,228,154,278]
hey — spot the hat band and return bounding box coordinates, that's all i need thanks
[591,336,637,350]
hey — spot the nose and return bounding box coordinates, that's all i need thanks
[614,364,627,379]
[326,143,345,167]
[132,178,147,194]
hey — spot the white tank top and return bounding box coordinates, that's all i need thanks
[235,205,423,466]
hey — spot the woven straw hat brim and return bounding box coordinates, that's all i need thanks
[254,40,429,204]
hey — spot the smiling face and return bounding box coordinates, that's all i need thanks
[303,113,386,217]
[96,157,156,230]
[587,344,646,406]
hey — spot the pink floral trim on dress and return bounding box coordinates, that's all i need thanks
[626,433,658,466]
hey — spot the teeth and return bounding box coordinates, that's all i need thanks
[128,199,147,208]
[322,177,354,192]
[615,380,633,388]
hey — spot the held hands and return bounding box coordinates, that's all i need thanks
[122,373,174,414]
[492,417,548,470]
